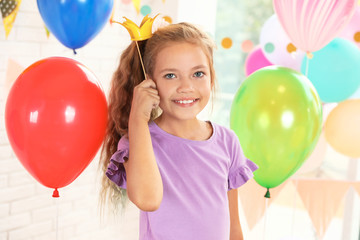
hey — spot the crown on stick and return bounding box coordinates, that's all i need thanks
[112,14,159,41]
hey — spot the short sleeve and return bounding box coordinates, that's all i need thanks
[105,135,129,189]
[228,131,258,190]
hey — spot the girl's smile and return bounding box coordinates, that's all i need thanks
[173,98,199,106]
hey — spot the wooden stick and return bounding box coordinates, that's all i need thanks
[135,41,147,80]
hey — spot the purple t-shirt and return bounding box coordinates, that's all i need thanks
[106,121,258,240]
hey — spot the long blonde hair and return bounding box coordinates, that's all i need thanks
[99,22,217,214]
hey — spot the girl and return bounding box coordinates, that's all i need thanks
[100,21,258,240]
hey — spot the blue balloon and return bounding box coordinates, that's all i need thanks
[37,0,114,51]
[301,38,360,103]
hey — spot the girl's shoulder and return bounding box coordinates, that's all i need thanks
[210,122,238,141]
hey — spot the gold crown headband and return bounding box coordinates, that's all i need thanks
[112,14,159,79]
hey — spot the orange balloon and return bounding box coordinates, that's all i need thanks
[324,99,360,158]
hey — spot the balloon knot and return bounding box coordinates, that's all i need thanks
[306,52,313,59]
[73,49,77,55]
[52,188,60,198]
[264,188,271,198]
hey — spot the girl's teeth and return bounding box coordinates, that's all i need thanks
[177,100,195,104]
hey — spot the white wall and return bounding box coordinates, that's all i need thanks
[177,0,217,36]
[0,1,177,239]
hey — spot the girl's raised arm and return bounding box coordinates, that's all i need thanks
[123,78,163,212]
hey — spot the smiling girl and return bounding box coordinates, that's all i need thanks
[100,21,258,240]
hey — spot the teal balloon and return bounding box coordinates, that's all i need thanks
[349,85,360,99]
[301,38,360,103]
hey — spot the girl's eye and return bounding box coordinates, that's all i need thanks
[194,71,204,78]
[164,73,176,79]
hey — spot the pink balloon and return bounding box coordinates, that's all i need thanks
[244,47,273,76]
[339,6,360,49]
[273,0,357,53]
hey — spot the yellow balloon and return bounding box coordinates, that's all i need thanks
[324,99,360,158]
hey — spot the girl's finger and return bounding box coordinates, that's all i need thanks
[140,78,157,89]
[145,88,159,96]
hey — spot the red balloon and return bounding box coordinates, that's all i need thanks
[5,57,108,196]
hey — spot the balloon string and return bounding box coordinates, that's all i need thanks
[55,197,59,240]
[135,41,147,80]
[291,179,298,238]
[305,55,310,77]
[263,198,269,240]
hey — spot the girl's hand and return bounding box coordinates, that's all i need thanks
[129,78,160,123]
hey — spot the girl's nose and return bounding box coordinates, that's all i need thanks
[177,78,194,93]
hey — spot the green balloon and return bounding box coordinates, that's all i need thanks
[230,66,322,189]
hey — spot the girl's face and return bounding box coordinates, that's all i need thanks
[152,42,212,122]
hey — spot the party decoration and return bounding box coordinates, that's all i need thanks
[238,178,360,236]
[1,0,22,38]
[221,37,232,49]
[140,5,151,16]
[324,99,360,158]
[296,179,350,239]
[273,0,357,54]
[5,57,108,197]
[352,182,360,196]
[238,179,287,229]
[37,0,114,52]
[5,59,24,95]
[300,38,360,103]
[44,26,50,38]
[0,0,16,17]
[260,14,305,71]
[286,43,296,53]
[241,40,254,53]
[113,14,158,79]
[109,0,116,24]
[264,42,274,53]
[114,14,158,41]
[244,47,273,76]
[163,15,172,24]
[230,66,322,192]
[132,0,141,14]
[339,6,360,49]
